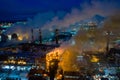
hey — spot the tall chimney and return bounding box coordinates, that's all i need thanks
[39,29,42,44]
[31,29,34,42]
[106,31,111,54]
[55,29,59,44]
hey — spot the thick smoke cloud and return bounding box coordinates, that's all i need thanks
[102,11,120,43]
[58,1,120,71]
[4,0,120,71]
[42,0,120,30]
[103,11,120,33]
[5,0,120,41]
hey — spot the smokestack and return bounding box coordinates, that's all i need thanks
[39,29,42,44]
[31,29,34,42]
[55,29,59,44]
[105,31,111,54]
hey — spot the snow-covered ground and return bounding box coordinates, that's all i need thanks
[0,70,28,80]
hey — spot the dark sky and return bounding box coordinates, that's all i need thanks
[0,0,120,22]
[0,0,83,21]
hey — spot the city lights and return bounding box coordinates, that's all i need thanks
[18,36,23,41]
[90,55,99,63]
[0,0,120,80]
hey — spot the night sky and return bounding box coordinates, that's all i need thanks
[0,0,120,22]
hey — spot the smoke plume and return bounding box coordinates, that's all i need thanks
[5,0,120,41]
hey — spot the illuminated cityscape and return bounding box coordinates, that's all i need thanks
[0,0,120,80]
